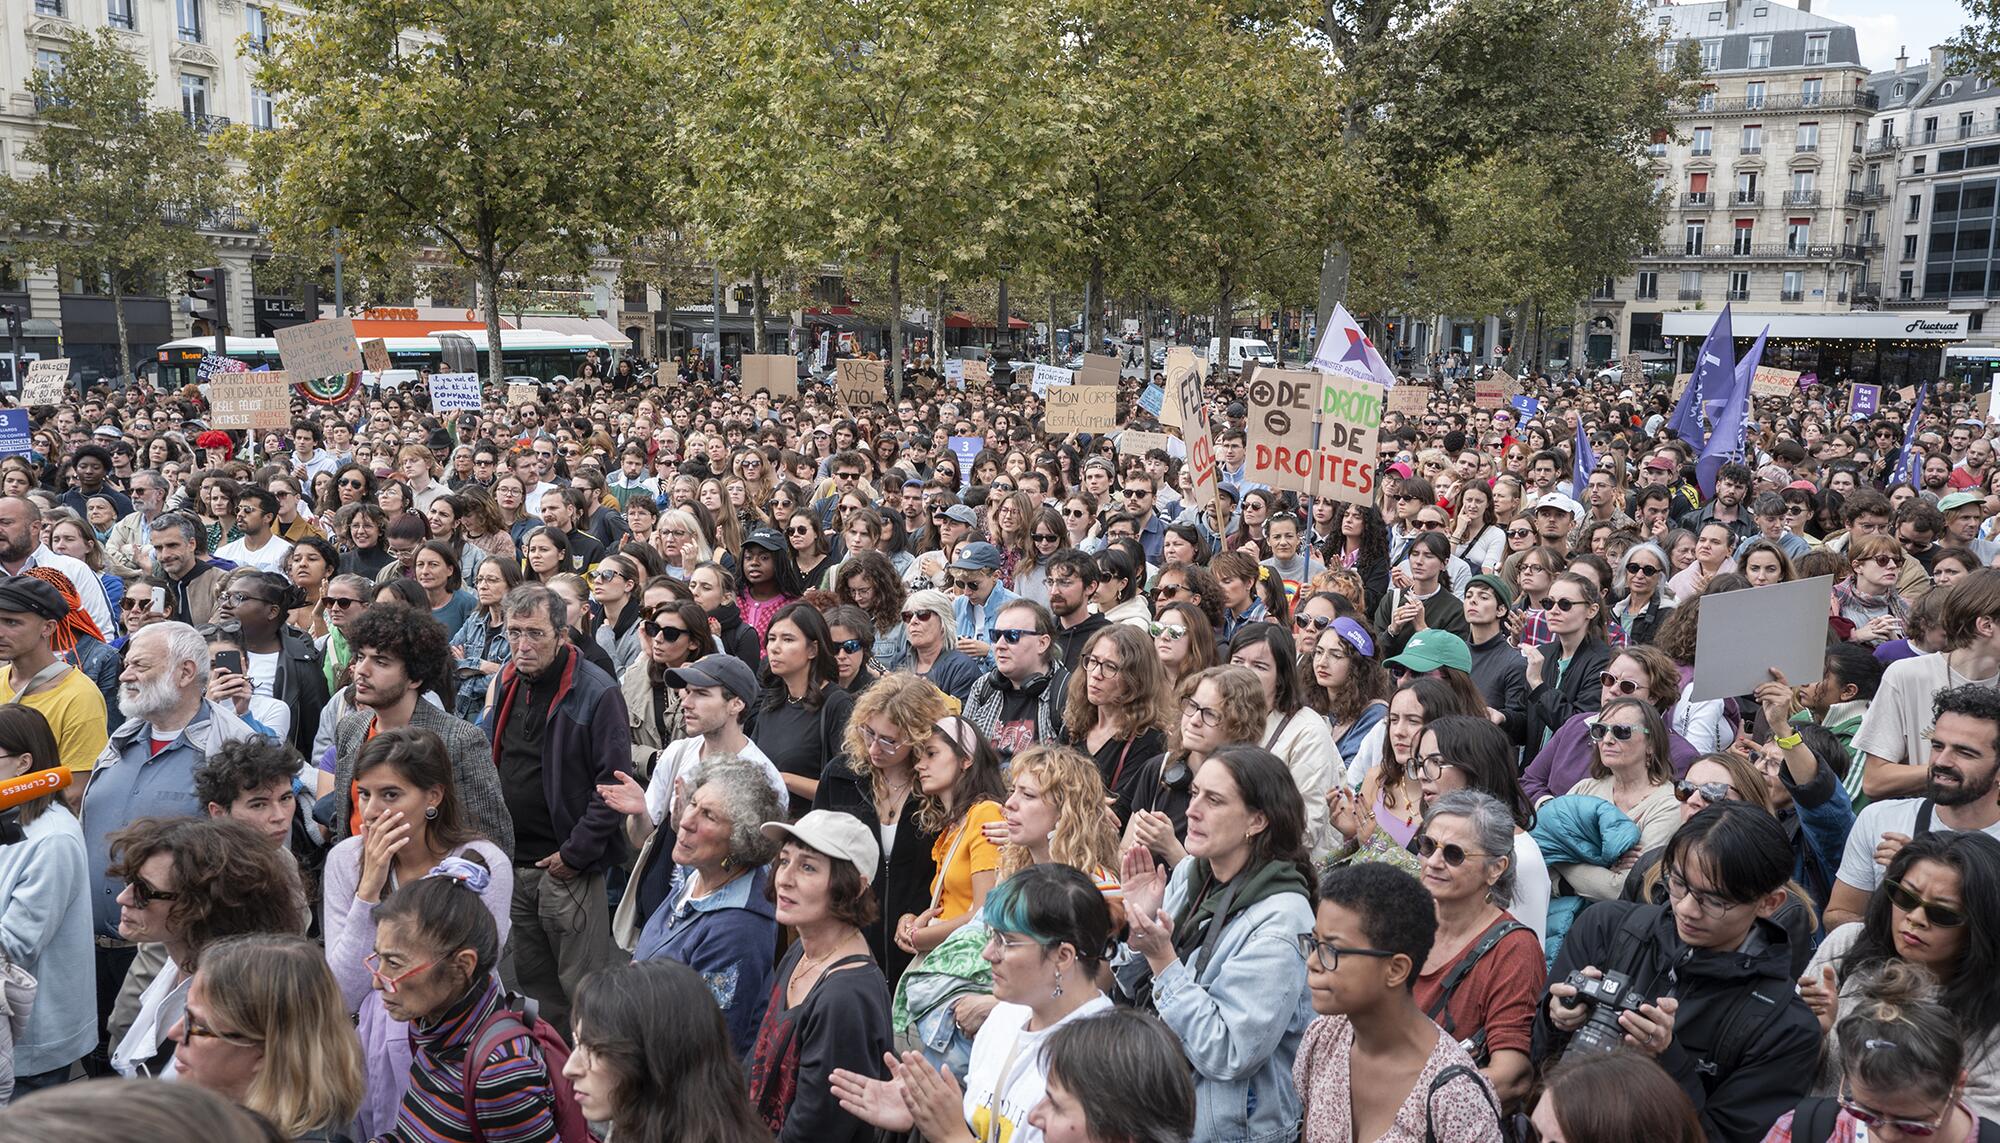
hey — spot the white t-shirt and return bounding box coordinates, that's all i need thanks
[246,650,280,699]
[1510,831,1551,949]
[215,534,293,575]
[963,994,1114,1143]
[1835,796,2000,893]
[643,736,784,826]
[1852,653,2000,767]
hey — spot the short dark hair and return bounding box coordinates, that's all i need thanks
[1934,682,2000,757]
[1663,801,1793,906]
[238,487,279,518]
[1823,641,1885,703]
[194,738,301,812]
[106,817,303,968]
[1717,462,1754,488]
[385,514,428,544]
[765,842,878,929]
[1049,548,1101,585]
[343,602,453,699]
[1316,862,1436,990]
[1041,1009,1197,1143]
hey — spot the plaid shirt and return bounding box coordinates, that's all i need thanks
[1518,609,1625,651]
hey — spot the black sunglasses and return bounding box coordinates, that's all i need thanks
[1674,779,1733,804]
[1546,597,1584,612]
[1883,878,1967,927]
[1416,835,1492,867]
[643,622,690,642]
[1588,722,1646,743]
[833,639,866,654]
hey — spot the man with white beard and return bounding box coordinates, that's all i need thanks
[79,620,262,1063]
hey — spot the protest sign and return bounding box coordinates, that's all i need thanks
[1170,351,1218,527]
[948,436,983,489]
[1247,374,1383,506]
[1386,384,1429,417]
[197,354,247,383]
[506,381,538,407]
[942,359,966,389]
[210,371,294,430]
[1849,384,1880,417]
[21,358,69,405]
[962,359,990,387]
[1077,353,1119,386]
[1750,365,1803,398]
[1045,384,1117,434]
[1689,576,1834,702]
[1244,369,1322,491]
[428,372,482,412]
[1160,348,1199,430]
[1139,383,1166,417]
[1510,395,1541,419]
[1119,430,1171,457]
[1030,362,1074,398]
[273,316,362,379]
[1619,354,1642,389]
[1473,379,1506,409]
[0,411,30,458]
[361,338,391,374]
[1798,372,1820,388]
[835,359,887,408]
[741,354,798,398]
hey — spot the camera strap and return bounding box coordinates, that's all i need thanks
[1425,920,1528,1060]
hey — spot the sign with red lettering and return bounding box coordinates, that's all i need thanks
[1247,373,1382,506]
[1245,368,1321,490]
[1168,349,1218,528]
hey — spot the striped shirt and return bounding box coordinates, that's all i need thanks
[372,976,560,1143]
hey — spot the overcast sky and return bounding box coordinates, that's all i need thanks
[1814,0,1972,71]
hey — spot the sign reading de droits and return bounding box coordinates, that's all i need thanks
[1246,369,1382,506]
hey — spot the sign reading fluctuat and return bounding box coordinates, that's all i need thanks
[273,316,362,380]
[20,358,69,406]
[835,359,886,408]
[211,371,294,429]
[1044,384,1117,434]
[427,372,483,412]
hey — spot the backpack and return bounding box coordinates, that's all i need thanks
[1422,1063,1503,1143]
[459,992,599,1143]
[1601,905,1788,1082]
[1423,920,1528,1067]
[1789,1096,2000,1143]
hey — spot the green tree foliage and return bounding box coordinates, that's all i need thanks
[1948,8,2000,85]
[242,0,661,386]
[0,28,225,382]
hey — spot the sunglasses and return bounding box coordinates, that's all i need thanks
[899,610,933,623]
[1883,878,1967,927]
[124,877,180,907]
[833,638,866,655]
[1506,528,1533,539]
[1294,614,1336,631]
[1062,507,1088,518]
[1838,1083,1959,1137]
[1674,779,1733,804]
[1413,519,1446,531]
[1546,597,1584,612]
[1597,672,1642,696]
[787,525,813,537]
[323,596,365,610]
[1587,722,1647,743]
[1033,532,1060,544]
[949,577,985,590]
[1416,834,1493,867]
[1148,622,1187,639]
[642,622,690,642]
[992,628,1038,644]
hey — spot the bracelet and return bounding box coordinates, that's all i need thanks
[1773,731,1803,749]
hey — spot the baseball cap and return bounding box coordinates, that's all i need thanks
[950,541,1003,571]
[1387,462,1414,480]
[1386,629,1473,675]
[1464,574,1515,610]
[742,526,787,553]
[940,504,979,526]
[760,810,880,886]
[661,653,761,705]
[1534,493,1584,522]
[1642,455,1676,473]
[1939,490,1984,513]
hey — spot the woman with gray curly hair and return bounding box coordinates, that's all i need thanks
[632,753,787,1053]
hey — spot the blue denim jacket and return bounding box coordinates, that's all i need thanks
[449,608,510,721]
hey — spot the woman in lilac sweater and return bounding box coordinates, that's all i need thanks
[1519,646,1698,804]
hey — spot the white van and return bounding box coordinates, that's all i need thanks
[1208,337,1277,374]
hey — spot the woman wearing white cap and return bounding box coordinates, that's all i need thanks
[747,810,893,1143]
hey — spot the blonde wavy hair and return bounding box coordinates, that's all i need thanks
[997,745,1120,880]
[839,673,953,804]
[198,934,364,1139]
[1167,665,1268,761]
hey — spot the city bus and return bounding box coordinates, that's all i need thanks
[153,328,613,389]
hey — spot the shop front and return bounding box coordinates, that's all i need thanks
[1661,309,1969,388]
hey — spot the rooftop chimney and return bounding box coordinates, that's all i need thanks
[1797,0,1809,11]
[1896,46,1908,72]
[1725,0,1742,29]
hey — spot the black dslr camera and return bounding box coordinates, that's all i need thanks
[1560,969,1647,1057]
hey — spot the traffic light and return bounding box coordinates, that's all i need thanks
[0,305,19,341]
[184,266,227,354]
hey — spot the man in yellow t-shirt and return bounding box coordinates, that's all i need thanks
[0,575,109,793]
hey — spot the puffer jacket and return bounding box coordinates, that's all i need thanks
[1529,795,1641,965]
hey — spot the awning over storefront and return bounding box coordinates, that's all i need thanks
[1661,310,1970,341]
[943,310,1032,330]
[522,315,633,350]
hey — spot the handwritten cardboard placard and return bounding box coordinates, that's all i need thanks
[1160,348,1198,430]
[961,359,991,388]
[1120,430,1171,457]
[942,359,966,389]
[360,338,391,374]
[741,354,798,398]
[273,316,362,380]
[1386,384,1430,417]
[1245,369,1322,490]
[835,359,886,408]
[1077,353,1120,386]
[506,381,538,407]
[211,371,293,429]
[0,410,29,458]
[1044,384,1117,434]
[1619,354,1643,389]
[21,358,68,405]
[1249,374,1383,506]
[1030,362,1074,398]
[1750,365,1803,398]
[1473,379,1506,409]
[428,372,482,412]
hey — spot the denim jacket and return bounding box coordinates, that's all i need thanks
[450,608,509,720]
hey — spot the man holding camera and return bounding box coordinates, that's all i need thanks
[1531,804,1821,1143]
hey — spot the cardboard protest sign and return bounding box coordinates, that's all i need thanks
[1848,384,1880,417]
[1491,369,1521,397]
[361,338,392,374]
[1619,354,1642,389]
[741,354,798,398]
[1159,348,1198,430]
[1044,384,1116,434]
[210,371,294,429]
[1689,576,1834,702]
[1247,373,1382,506]
[1120,430,1171,457]
[1171,351,1218,527]
[1030,362,1074,398]
[1473,379,1506,409]
[942,359,966,389]
[21,358,68,405]
[1077,353,1120,386]
[427,372,482,413]
[0,411,31,458]
[1244,369,1323,492]
[961,359,990,387]
[273,316,362,379]
[835,359,887,408]
[1750,366,1802,398]
[1386,384,1430,417]
[506,381,538,407]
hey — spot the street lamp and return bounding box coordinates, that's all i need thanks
[996,260,1014,362]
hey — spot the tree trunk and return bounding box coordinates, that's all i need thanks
[111,282,131,391]
[886,251,904,399]
[479,254,506,391]
[1049,293,1059,364]
[1086,256,1105,354]
[934,282,947,369]
[750,269,768,355]
[659,280,676,371]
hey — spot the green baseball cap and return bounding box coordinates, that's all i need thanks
[1386,629,1473,675]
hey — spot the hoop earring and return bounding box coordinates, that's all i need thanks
[425,806,439,821]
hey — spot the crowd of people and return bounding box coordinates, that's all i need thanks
[0,347,1989,1143]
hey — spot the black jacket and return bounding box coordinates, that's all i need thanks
[275,627,332,760]
[1533,901,1822,1143]
[1372,587,1471,659]
[1052,611,1110,673]
[713,601,762,671]
[1468,631,1529,744]
[812,765,937,986]
[1522,634,1612,763]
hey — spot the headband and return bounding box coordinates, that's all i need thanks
[425,856,491,894]
[934,714,979,759]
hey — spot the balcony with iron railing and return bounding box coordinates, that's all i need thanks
[1678,289,1705,300]
[1727,288,1751,301]
[1636,288,1660,300]
[1732,190,1766,206]
[1681,191,1713,207]
[1861,232,1883,249]
[1674,89,1878,116]
[1865,135,1900,155]
[1796,142,1818,153]
[1638,242,1871,262]
[1846,184,1888,205]
[1780,289,1806,301]
[186,113,229,136]
[1740,143,1765,156]
[1784,190,1822,207]
[1691,145,1714,157]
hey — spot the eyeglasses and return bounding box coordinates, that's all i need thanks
[984,931,1040,954]
[1588,722,1647,743]
[1149,622,1187,640]
[1663,870,1747,917]
[861,725,906,754]
[1153,583,1185,600]
[642,622,690,642]
[1180,697,1222,727]
[1624,562,1661,577]
[178,1010,262,1049]
[1506,528,1533,539]
[1883,878,1967,927]
[1674,779,1734,804]
[1416,834,1493,866]
[1387,662,1431,683]
[1081,655,1123,677]
[124,877,179,907]
[834,638,866,655]
[1837,1082,1959,1137]
[1295,934,1397,970]
[504,626,556,642]
[220,591,277,607]
[1597,672,1643,696]
[1295,614,1336,632]
[1412,753,1452,781]
[993,629,1038,644]
[364,951,438,995]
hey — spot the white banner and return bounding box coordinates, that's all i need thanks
[428,372,482,412]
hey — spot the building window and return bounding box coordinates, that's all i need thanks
[1973,312,1986,332]
[1923,116,1939,144]
[1637,272,1659,300]
[1697,87,1716,111]
[1913,155,1927,174]
[250,86,274,130]
[1781,270,1804,300]
[33,0,63,14]
[1805,34,1829,65]
[1786,218,1811,252]
[1748,37,1772,68]
[1904,234,1919,259]
[106,0,134,28]
[176,0,201,42]
[1728,271,1751,300]
[33,49,63,76]
[1797,123,1819,152]
[1801,78,1823,106]
[1733,220,1755,255]
[1681,270,1704,299]
[1691,126,1713,156]
[179,73,208,125]
[1593,277,1616,300]
[1685,222,1707,253]
[1899,270,1915,298]
[1963,111,1977,139]
[1741,124,1763,153]
[1909,193,1923,221]
[1745,81,1766,110]
[246,6,268,51]
[1701,39,1722,70]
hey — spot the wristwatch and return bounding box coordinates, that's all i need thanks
[1772,731,1803,749]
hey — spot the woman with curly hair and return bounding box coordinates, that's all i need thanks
[1307,616,1392,766]
[1324,501,1392,613]
[835,550,909,672]
[334,502,393,578]
[993,745,1121,888]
